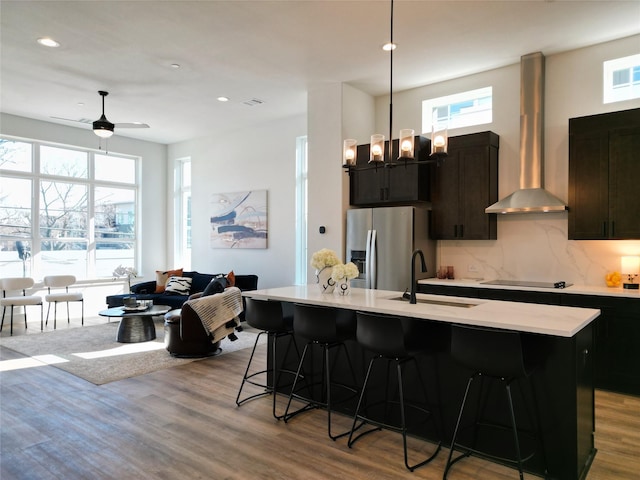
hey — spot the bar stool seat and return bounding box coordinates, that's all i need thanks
[283,303,358,440]
[347,311,442,472]
[443,324,549,480]
[236,298,301,419]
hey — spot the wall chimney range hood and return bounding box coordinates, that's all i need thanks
[485,52,568,214]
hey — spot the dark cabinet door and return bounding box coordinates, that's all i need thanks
[430,150,460,239]
[349,137,430,206]
[609,126,640,238]
[386,162,426,203]
[568,131,609,239]
[350,166,387,206]
[459,142,498,240]
[430,131,498,240]
[568,108,640,240]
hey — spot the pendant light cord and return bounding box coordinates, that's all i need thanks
[388,0,394,162]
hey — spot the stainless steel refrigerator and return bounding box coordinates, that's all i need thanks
[346,206,436,292]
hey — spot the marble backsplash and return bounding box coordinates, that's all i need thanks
[437,213,640,287]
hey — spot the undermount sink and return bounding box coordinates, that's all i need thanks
[390,295,479,308]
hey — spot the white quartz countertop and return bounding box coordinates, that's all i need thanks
[418,278,640,299]
[243,285,600,338]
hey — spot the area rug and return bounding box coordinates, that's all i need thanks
[0,319,264,385]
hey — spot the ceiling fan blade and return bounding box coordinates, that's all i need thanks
[115,122,150,129]
[50,116,92,125]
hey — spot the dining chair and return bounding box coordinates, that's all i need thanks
[43,275,84,328]
[1,277,43,335]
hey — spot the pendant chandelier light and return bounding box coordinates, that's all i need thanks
[343,0,447,170]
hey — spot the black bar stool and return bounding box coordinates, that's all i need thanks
[236,298,301,420]
[347,311,442,472]
[283,303,358,441]
[443,324,549,480]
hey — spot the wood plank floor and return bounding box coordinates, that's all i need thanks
[1,320,639,479]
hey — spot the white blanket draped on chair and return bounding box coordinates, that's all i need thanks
[186,287,243,343]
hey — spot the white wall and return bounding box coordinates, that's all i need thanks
[373,35,640,285]
[168,114,305,289]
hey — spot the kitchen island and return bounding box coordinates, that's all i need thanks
[244,285,600,480]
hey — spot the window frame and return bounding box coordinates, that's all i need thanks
[603,53,640,104]
[422,86,493,134]
[0,135,140,280]
[295,135,308,285]
[173,157,191,270]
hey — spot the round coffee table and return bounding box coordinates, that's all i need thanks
[98,305,171,343]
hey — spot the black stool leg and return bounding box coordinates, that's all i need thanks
[271,332,305,419]
[235,331,268,405]
[529,376,549,477]
[283,342,318,421]
[236,330,303,420]
[443,374,476,479]
[348,355,381,446]
[506,382,525,480]
[398,359,441,471]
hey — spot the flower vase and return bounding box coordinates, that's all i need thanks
[335,279,351,296]
[316,267,335,294]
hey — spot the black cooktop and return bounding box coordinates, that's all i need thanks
[480,280,573,289]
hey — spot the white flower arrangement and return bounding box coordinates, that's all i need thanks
[331,262,359,282]
[112,265,138,291]
[310,248,340,271]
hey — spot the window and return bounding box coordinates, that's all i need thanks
[0,137,138,279]
[294,136,308,285]
[174,158,191,269]
[422,87,492,134]
[604,54,640,104]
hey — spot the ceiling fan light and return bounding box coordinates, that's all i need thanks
[94,128,114,138]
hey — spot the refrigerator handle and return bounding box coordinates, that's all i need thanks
[370,229,377,289]
[365,230,372,289]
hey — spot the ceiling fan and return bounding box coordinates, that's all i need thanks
[92,91,149,138]
[52,90,150,138]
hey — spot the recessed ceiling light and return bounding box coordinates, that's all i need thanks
[217,96,229,102]
[170,63,181,69]
[382,42,396,51]
[37,37,60,48]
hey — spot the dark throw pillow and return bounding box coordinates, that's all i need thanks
[202,277,228,297]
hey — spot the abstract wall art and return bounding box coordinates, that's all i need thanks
[210,190,268,249]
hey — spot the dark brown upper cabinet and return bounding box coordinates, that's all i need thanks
[349,136,430,206]
[569,108,640,240]
[430,131,499,240]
